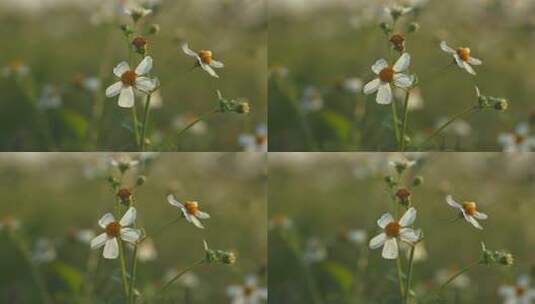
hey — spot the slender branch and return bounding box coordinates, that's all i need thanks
[404,245,416,304]
[400,90,411,151]
[140,93,152,151]
[421,106,479,149]
[160,260,205,293]
[139,218,181,243]
[131,105,141,148]
[391,101,401,147]
[129,245,138,304]
[439,261,480,291]
[118,239,130,300]
[176,110,220,141]
[396,256,405,299]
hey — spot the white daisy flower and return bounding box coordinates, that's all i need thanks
[109,155,140,171]
[498,122,535,152]
[364,53,413,104]
[90,207,142,259]
[440,41,482,76]
[2,60,30,78]
[446,195,488,230]
[342,77,363,94]
[181,43,224,78]
[239,125,268,152]
[0,216,21,232]
[498,275,535,304]
[167,194,210,229]
[369,207,420,259]
[227,275,268,304]
[32,238,57,264]
[105,56,157,108]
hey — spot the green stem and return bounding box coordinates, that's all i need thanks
[140,93,152,151]
[160,260,205,293]
[422,106,479,149]
[132,105,141,148]
[404,245,416,304]
[400,90,411,151]
[391,101,401,147]
[439,261,480,291]
[129,245,138,304]
[396,256,405,299]
[118,239,130,300]
[176,110,219,141]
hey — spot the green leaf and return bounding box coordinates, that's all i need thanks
[50,262,84,293]
[59,110,88,140]
[321,111,351,141]
[319,261,354,292]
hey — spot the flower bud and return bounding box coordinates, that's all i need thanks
[384,176,397,188]
[412,176,424,187]
[132,36,149,56]
[380,22,393,35]
[136,175,147,186]
[390,34,405,52]
[407,22,420,33]
[494,99,509,112]
[498,253,514,266]
[236,101,251,114]
[117,188,133,206]
[148,24,160,35]
[395,188,411,207]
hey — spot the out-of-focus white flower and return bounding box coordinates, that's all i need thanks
[342,229,368,246]
[301,86,324,112]
[105,56,157,108]
[395,87,424,111]
[38,85,62,111]
[440,41,482,76]
[401,240,428,262]
[369,207,420,259]
[498,275,535,304]
[83,77,101,92]
[498,122,535,152]
[0,216,21,232]
[182,43,224,78]
[342,78,363,94]
[446,195,488,230]
[436,267,471,289]
[167,194,210,229]
[90,207,142,259]
[239,125,268,152]
[137,238,157,262]
[77,229,96,244]
[364,53,413,105]
[268,214,293,231]
[268,65,289,78]
[303,237,327,263]
[385,5,413,19]
[124,5,152,20]
[163,269,200,288]
[173,113,208,135]
[32,238,57,264]
[435,117,472,137]
[227,275,268,304]
[388,156,417,173]
[109,155,140,171]
[2,60,29,78]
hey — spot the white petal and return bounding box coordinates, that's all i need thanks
[190,216,204,229]
[119,207,137,227]
[399,228,419,243]
[135,56,153,75]
[453,54,464,69]
[210,60,224,68]
[363,78,380,95]
[90,233,109,249]
[376,83,392,105]
[377,213,394,228]
[382,238,399,259]
[200,63,219,78]
[399,207,417,227]
[135,76,156,92]
[393,53,410,72]
[369,232,387,249]
[120,228,141,243]
[103,238,119,259]
[98,213,115,228]
[463,62,476,75]
[498,286,515,297]
[167,194,184,208]
[113,62,130,77]
[473,211,488,220]
[105,82,123,97]
[440,41,455,54]
[227,286,244,297]
[463,214,483,229]
[118,87,135,108]
[516,122,530,136]
[196,211,210,219]
[467,57,482,65]
[181,43,197,57]
[518,275,530,287]
[446,195,462,209]
[371,59,388,74]
[393,73,412,88]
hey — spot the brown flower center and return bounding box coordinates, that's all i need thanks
[256,134,267,145]
[184,201,199,215]
[462,202,477,216]
[385,222,401,238]
[117,188,132,201]
[198,50,213,64]
[244,285,256,296]
[515,134,525,144]
[395,188,411,200]
[105,222,121,238]
[516,286,526,296]
[457,48,471,62]
[121,70,137,86]
[132,36,148,48]
[379,67,395,83]
[390,34,405,51]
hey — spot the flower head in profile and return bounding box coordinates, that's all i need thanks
[499,275,535,303]
[446,195,487,230]
[239,125,268,152]
[440,41,482,75]
[124,5,152,22]
[369,207,419,259]
[227,274,268,304]
[167,194,210,229]
[105,56,157,108]
[182,43,224,78]
[498,122,535,152]
[364,53,413,104]
[90,207,142,259]
[389,156,417,174]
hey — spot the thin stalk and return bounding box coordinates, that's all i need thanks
[160,260,205,292]
[391,101,401,147]
[140,93,152,151]
[396,256,405,299]
[129,245,138,304]
[176,110,219,141]
[422,106,479,148]
[400,90,411,151]
[404,245,416,304]
[132,105,141,148]
[139,218,181,243]
[439,261,480,291]
[118,239,130,300]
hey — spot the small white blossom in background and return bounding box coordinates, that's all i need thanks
[435,267,471,289]
[369,207,420,259]
[301,86,324,112]
[76,229,96,244]
[394,87,424,111]
[401,240,428,263]
[385,5,413,20]
[90,207,142,259]
[435,117,472,137]
[498,122,535,152]
[37,85,62,111]
[124,5,152,21]
[2,60,30,78]
[182,43,224,78]
[239,125,268,152]
[440,41,482,76]
[498,275,535,304]
[105,56,157,108]
[364,53,413,105]
[137,238,158,262]
[109,155,140,172]
[268,65,289,78]
[268,214,293,231]
[167,194,210,229]
[177,272,200,289]
[82,77,101,92]
[342,77,363,94]
[388,155,417,173]
[32,238,57,264]
[173,113,208,135]
[303,237,327,263]
[342,229,368,246]
[227,275,268,304]
[0,216,21,232]
[446,195,488,230]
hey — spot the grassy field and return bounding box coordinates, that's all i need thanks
[0,153,267,303]
[268,153,535,303]
[268,0,535,151]
[0,0,267,151]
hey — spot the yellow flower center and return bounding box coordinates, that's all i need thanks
[184,201,199,215]
[379,67,394,83]
[457,48,471,62]
[385,222,401,238]
[198,50,213,64]
[121,70,137,86]
[244,284,256,296]
[462,201,477,216]
[105,222,121,238]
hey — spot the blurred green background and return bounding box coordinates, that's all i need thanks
[0,0,267,151]
[268,153,535,303]
[268,0,535,151]
[0,152,267,303]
